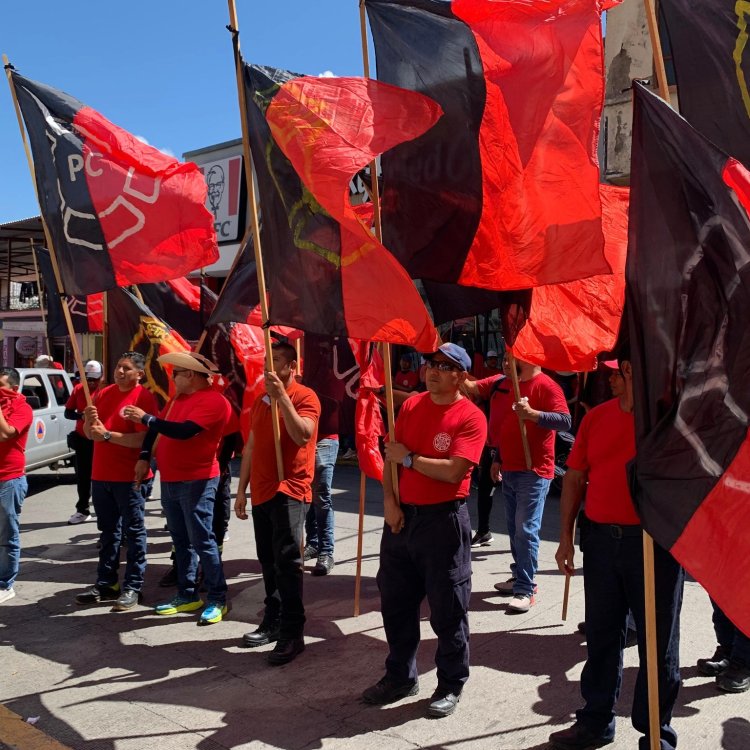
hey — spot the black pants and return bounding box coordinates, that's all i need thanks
[213,467,232,548]
[72,434,94,515]
[578,521,684,750]
[251,493,306,639]
[377,500,472,694]
[476,446,497,534]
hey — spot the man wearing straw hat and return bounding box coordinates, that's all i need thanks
[123,351,232,626]
[234,341,320,666]
[550,359,684,750]
[362,343,486,718]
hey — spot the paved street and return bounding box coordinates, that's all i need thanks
[0,463,747,749]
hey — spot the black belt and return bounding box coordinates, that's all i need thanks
[401,498,466,516]
[588,520,642,539]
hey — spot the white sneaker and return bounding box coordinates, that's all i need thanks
[68,512,92,525]
[0,588,16,604]
[340,449,357,460]
[507,593,535,613]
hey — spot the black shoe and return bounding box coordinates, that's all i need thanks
[242,621,281,648]
[111,589,142,611]
[158,565,178,588]
[717,660,750,693]
[549,722,614,749]
[312,554,334,576]
[267,637,305,665]
[426,689,461,718]
[470,531,493,547]
[303,544,318,562]
[362,675,419,705]
[697,645,730,676]
[75,583,120,605]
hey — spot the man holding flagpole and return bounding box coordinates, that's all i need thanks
[550,359,684,750]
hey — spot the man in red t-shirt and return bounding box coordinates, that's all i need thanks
[235,342,320,665]
[124,351,232,626]
[394,354,419,392]
[466,356,570,612]
[64,360,103,525]
[362,343,486,718]
[550,360,684,750]
[75,352,158,612]
[0,368,33,604]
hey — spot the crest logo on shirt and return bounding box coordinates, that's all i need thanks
[433,432,452,452]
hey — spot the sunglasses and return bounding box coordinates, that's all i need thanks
[425,360,460,372]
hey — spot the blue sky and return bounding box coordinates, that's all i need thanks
[1,1,366,223]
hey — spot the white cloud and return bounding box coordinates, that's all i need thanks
[318,70,335,78]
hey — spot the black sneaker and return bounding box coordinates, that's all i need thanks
[717,660,750,693]
[75,583,120,605]
[158,565,178,588]
[362,675,419,705]
[111,590,143,612]
[303,544,318,562]
[697,645,730,676]
[312,554,334,576]
[470,531,493,547]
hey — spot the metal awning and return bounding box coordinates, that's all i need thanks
[0,216,44,281]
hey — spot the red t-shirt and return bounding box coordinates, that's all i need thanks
[395,392,487,504]
[566,397,640,525]
[91,384,158,482]
[478,371,569,479]
[250,382,320,506]
[155,389,233,482]
[394,370,419,391]
[0,391,33,481]
[66,383,88,437]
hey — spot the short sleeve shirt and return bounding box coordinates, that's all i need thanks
[396,392,487,504]
[250,382,321,505]
[91,384,158,482]
[566,397,640,524]
[394,370,419,390]
[478,371,568,479]
[0,392,33,481]
[65,383,89,437]
[155,389,233,482]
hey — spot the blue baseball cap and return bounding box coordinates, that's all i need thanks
[426,343,472,371]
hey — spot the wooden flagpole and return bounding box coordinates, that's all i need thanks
[4,55,91,403]
[640,5,672,748]
[355,0,401,616]
[102,291,109,384]
[506,351,533,470]
[29,243,51,357]
[226,0,284,481]
[561,515,577,622]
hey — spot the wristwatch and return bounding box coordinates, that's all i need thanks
[103,431,112,442]
[403,452,415,469]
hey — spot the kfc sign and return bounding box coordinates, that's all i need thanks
[197,156,243,242]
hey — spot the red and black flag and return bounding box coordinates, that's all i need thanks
[138,278,213,342]
[511,184,630,371]
[659,0,750,167]
[10,69,218,296]
[106,287,190,407]
[365,0,613,290]
[199,321,266,438]
[242,62,440,351]
[205,236,259,326]
[35,246,103,337]
[627,83,750,635]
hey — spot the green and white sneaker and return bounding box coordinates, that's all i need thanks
[199,602,228,626]
[154,596,204,615]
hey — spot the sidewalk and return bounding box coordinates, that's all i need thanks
[1,464,747,749]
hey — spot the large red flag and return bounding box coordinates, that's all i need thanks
[366,0,615,290]
[10,70,218,296]
[510,185,629,371]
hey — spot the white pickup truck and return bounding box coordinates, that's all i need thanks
[15,368,77,471]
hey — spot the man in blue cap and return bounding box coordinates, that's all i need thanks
[362,343,487,718]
